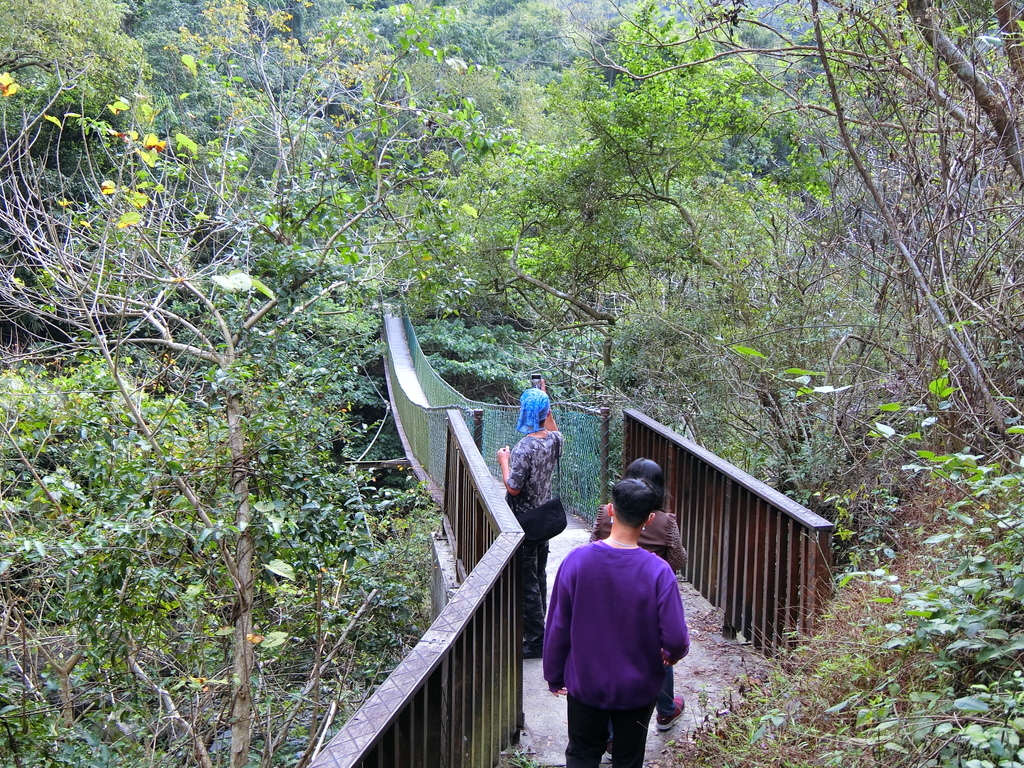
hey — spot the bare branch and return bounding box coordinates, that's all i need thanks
[508,257,617,323]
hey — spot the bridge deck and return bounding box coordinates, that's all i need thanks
[382,314,442,502]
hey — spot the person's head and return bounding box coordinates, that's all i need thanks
[610,477,660,529]
[516,387,550,434]
[623,458,665,508]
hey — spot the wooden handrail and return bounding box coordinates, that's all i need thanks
[623,409,834,652]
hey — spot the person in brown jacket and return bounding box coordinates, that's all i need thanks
[591,458,688,736]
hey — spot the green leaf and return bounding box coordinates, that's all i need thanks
[214,626,234,636]
[44,114,63,129]
[878,402,901,412]
[953,696,990,713]
[461,203,478,218]
[175,132,199,156]
[184,584,204,599]
[1007,426,1024,434]
[181,54,198,77]
[784,368,825,376]
[730,345,765,358]
[266,559,295,581]
[117,211,141,229]
[1003,633,1024,651]
[212,271,253,293]
[928,377,955,398]
[923,533,952,544]
[260,631,288,649]
[249,276,275,300]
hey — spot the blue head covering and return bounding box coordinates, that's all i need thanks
[516,388,550,434]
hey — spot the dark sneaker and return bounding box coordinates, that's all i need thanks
[656,696,685,731]
[523,646,543,660]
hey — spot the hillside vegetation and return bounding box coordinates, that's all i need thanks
[1,0,1023,765]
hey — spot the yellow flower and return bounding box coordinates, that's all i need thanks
[0,73,19,98]
[143,133,167,152]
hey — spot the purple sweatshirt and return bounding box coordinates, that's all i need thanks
[543,541,690,710]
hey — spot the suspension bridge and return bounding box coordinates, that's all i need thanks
[308,312,834,768]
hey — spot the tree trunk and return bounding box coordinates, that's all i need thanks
[907,0,1024,181]
[994,0,1024,79]
[227,391,255,768]
[812,0,1009,437]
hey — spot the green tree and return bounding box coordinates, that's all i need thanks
[0,2,487,764]
[0,0,147,101]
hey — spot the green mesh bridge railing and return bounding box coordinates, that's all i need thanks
[385,311,613,520]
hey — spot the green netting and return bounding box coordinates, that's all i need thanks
[384,322,453,490]
[393,313,613,521]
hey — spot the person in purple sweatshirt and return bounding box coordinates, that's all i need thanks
[543,477,690,768]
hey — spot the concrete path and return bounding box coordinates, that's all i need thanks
[516,515,765,766]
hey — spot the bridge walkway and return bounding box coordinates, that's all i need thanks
[385,311,763,763]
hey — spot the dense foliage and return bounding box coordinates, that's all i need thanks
[3,0,1024,763]
[0,1,471,764]
[1,342,436,767]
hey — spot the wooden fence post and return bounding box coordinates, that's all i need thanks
[599,406,610,504]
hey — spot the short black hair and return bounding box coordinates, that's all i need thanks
[623,458,665,509]
[611,477,660,528]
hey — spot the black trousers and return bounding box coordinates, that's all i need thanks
[566,694,656,768]
[522,539,549,652]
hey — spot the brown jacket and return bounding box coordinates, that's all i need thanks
[590,505,688,572]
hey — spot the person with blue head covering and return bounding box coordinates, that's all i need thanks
[516,387,550,434]
[497,376,563,659]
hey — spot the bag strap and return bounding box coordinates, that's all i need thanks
[555,434,563,496]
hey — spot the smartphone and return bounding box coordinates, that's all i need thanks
[531,374,543,388]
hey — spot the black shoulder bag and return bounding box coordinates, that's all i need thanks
[508,438,567,543]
